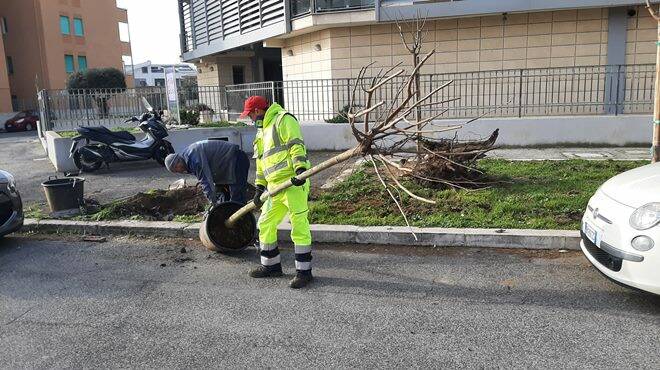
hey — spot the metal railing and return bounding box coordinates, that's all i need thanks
[291,0,375,17]
[266,64,655,121]
[37,64,655,133]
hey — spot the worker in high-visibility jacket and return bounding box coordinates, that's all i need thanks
[240,96,313,289]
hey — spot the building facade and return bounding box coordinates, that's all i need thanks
[178,0,655,82]
[0,0,133,112]
[129,61,197,87]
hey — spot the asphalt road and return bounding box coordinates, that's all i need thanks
[0,235,658,368]
[0,130,352,205]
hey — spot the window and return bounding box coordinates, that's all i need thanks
[64,54,75,73]
[151,66,164,73]
[232,65,245,84]
[6,56,13,75]
[73,18,84,36]
[154,78,165,87]
[141,66,148,73]
[60,16,70,35]
[118,22,130,42]
[1,17,8,34]
[77,56,87,71]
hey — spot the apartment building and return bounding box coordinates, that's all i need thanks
[0,0,133,112]
[178,0,655,82]
[130,61,197,87]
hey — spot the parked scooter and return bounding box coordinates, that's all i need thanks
[69,98,174,172]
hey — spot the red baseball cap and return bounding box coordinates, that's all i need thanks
[240,96,269,118]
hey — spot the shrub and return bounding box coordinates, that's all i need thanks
[325,105,350,123]
[66,68,127,117]
[180,110,200,126]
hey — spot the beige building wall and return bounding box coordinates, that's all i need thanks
[281,8,618,79]
[282,30,333,80]
[626,5,657,65]
[281,7,660,79]
[198,56,255,86]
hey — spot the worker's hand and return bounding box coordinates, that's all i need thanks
[253,185,266,208]
[290,168,306,187]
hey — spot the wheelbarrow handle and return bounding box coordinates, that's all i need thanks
[225,147,360,227]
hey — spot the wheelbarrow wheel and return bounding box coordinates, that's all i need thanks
[200,201,257,253]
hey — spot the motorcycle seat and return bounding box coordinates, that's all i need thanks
[83,126,136,141]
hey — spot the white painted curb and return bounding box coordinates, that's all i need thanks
[21,219,580,250]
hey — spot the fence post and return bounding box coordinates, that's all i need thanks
[518,69,524,118]
[615,64,622,116]
[270,81,275,104]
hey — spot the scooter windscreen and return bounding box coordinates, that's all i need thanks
[141,97,154,113]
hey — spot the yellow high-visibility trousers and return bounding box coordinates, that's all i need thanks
[258,181,311,250]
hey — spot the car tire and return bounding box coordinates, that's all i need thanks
[25,123,33,131]
[73,149,103,172]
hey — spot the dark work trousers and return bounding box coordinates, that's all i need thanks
[214,150,250,204]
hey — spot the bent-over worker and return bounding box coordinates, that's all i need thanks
[241,95,313,289]
[164,139,250,204]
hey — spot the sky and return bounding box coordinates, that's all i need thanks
[116,0,183,65]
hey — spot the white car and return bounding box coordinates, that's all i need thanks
[581,162,660,295]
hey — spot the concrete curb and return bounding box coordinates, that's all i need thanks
[21,219,581,250]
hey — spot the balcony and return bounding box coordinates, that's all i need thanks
[291,0,375,18]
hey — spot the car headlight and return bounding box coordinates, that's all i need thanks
[629,203,660,230]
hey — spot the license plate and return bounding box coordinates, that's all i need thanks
[583,221,601,247]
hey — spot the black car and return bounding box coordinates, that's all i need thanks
[0,170,23,236]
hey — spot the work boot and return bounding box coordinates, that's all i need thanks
[249,264,283,278]
[289,271,313,289]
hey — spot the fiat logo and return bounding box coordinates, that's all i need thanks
[593,208,599,219]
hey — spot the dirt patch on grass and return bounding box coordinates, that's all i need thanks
[101,186,208,220]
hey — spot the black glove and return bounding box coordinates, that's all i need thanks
[290,168,306,187]
[253,185,266,208]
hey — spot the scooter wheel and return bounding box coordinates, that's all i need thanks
[154,141,174,166]
[73,150,103,172]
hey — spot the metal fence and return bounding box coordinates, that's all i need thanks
[37,64,655,133]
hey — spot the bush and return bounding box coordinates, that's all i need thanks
[66,68,127,117]
[325,105,350,123]
[66,67,126,90]
[180,110,200,126]
[191,103,214,113]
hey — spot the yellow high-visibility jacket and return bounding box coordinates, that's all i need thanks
[254,103,310,188]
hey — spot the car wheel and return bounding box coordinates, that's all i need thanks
[153,141,175,166]
[73,149,103,172]
[25,123,33,131]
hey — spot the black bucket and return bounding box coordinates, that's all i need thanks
[41,176,85,214]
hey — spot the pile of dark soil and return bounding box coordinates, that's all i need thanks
[101,186,208,220]
[90,185,257,221]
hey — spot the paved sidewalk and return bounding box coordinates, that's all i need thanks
[489,147,650,161]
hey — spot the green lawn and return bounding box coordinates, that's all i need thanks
[308,159,648,230]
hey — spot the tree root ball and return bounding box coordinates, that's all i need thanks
[203,201,256,252]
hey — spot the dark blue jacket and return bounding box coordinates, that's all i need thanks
[181,140,241,203]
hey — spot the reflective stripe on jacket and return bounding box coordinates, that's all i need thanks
[254,103,310,187]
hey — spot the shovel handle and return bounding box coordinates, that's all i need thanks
[225,147,360,227]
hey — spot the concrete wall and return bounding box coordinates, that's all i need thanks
[297,115,653,150]
[43,115,652,172]
[44,127,257,173]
